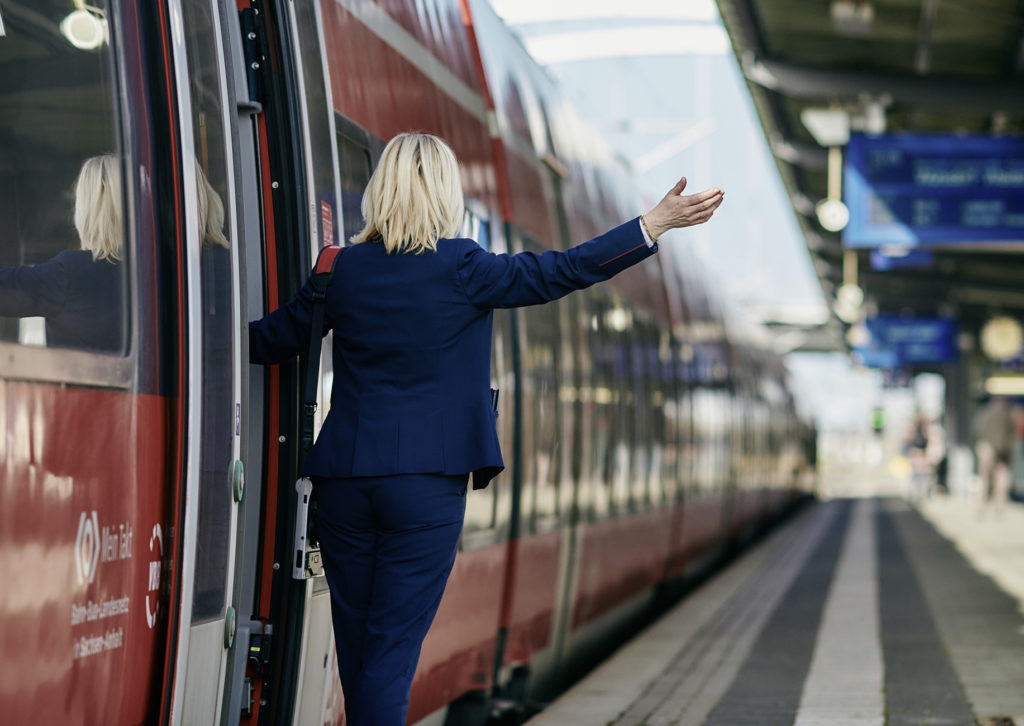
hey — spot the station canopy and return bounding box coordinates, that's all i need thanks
[715,0,1024,354]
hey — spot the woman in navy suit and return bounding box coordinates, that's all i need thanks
[249,133,723,725]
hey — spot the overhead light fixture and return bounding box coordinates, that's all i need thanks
[861,100,886,135]
[985,377,1024,396]
[0,7,6,37]
[60,4,108,51]
[831,0,874,36]
[816,198,850,232]
[801,112,851,232]
[801,108,850,147]
[837,283,864,310]
[834,284,864,323]
[846,322,870,347]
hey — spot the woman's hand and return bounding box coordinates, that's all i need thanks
[642,178,724,241]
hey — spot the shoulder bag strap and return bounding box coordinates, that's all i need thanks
[300,244,344,460]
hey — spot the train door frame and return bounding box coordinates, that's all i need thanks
[215,2,276,721]
[146,0,313,722]
[159,0,251,722]
[223,2,314,721]
[276,2,348,724]
[204,2,346,724]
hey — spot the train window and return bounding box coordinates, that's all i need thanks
[609,303,632,514]
[181,0,237,622]
[0,1,128,359]
[461,203,491,250]
[571,292,601,518]
[586,294,615,519]
[556,298,579,518]
[336,133,372,244]
[462,229,511,544]
[291,0,340,247]
[518,234,562,530]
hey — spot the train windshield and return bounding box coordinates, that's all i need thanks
[0,0,126,355]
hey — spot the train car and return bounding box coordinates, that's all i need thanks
[0,1,813,725]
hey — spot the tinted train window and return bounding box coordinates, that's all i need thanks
[293,0,339,247]
[181,0,237,622]
[336,133,371,244]
[463,219,508,541]
[519,235,562,529]
[0,1,127,355]
[461,205,490,250]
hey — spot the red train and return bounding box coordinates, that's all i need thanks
[0,0,813,724]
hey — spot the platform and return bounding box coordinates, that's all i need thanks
[526,497,1024,726]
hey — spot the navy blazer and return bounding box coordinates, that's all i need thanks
[0,249,124,352]
[249,217,657,489]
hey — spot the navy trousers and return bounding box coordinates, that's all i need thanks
[315,473,467,726]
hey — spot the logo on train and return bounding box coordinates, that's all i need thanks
[74,510,135,586]
[75,511,101,585]
[146,523,163,629]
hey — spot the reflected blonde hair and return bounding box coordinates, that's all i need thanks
[351,133,464,254]
[74,154,122,263]
[196,162,229,249]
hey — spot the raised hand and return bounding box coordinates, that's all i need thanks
[642,177,724,241]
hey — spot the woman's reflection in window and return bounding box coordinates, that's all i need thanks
[0,154,125,352]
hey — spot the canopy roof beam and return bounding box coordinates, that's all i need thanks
[743,54,1024,113]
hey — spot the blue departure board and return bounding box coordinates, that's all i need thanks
[844,134,1024,247]
[852,316,958,368]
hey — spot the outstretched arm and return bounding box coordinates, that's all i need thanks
[456,178,724,310]
[456,217,656,310]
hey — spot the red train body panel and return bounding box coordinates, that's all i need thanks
[501,531,562,665]
[1,386,174,724]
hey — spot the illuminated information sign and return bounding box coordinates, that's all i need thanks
[852,316,958,369]
[844,134,1024,247]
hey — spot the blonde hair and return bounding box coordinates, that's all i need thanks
[196,162,229,249]
[351,133,464,254]
[74,154,122,263]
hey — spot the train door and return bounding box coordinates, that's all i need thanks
[167,2,343,724]
[158,0,256,724]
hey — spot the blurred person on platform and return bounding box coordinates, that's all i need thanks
[871,405,886,437]
[971,396,1013,515]
[903,411,941,499]
[1013,404,1024,500]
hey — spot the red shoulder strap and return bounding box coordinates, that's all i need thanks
[314,244,344,275]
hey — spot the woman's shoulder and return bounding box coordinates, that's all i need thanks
[437,237,485,259]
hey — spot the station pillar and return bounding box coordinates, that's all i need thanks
[943,357,974,499]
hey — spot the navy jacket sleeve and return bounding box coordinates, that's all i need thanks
[0,257,70,319]
[249,273,329,365]
[455,217,657,309]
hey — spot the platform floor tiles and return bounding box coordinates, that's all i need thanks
[526,498,1024,726]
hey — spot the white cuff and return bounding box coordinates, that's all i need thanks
[639,215,656,248]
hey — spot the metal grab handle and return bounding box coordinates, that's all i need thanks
[291,478,322,579]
